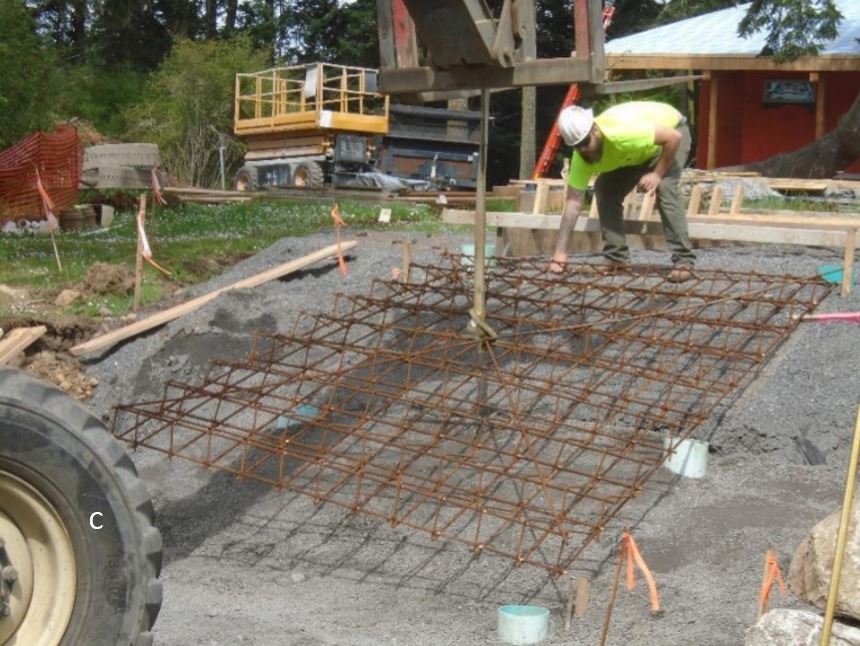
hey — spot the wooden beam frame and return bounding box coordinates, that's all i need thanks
[378,58,597,94]
[706,72,718,170]
[605,54,860,73]
[443,208,860,296]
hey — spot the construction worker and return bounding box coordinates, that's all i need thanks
[549,100,695,282]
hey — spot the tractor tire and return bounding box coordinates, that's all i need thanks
[235,165,258,191]
[292,161,324,188]
[0,368,162,646]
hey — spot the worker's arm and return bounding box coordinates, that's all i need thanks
[549,186,586,273]
[637,124,681,193]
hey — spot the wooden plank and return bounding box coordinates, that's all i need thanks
[729,184,744,216]
[708,184,723,216]
[70,242,357,357]
[0,326,47,365]
[443,208,854,247]
[533,181,550,215]
[605,53,859,73]
[687,184,703,216]
[844,229,857,298]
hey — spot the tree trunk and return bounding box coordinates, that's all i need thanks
[206,0,217,38]
[727,90,860,178]
[72,0,86,55]
[224,0,238,33]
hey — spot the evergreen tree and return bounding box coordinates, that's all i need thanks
[0,0,59,147]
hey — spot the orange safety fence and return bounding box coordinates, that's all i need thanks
[0,125,82,224]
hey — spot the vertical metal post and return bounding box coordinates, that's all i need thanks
[472,88,489,325]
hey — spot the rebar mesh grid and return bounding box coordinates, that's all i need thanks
[114,255,830,575]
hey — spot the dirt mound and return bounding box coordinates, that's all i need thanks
[25,350,98,401]
[79,262,134,296]
[73,120,109,147]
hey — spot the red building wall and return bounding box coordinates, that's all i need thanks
[696,70,860,173]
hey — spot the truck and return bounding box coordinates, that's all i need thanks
[233,62,480,191]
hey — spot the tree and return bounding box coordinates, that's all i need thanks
[732,94,860,177]
[0,0,59,148]
[738,0,842,63]
[730,0,855,177]
[125,36,271,186]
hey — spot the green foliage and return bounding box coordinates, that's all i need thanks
[0,0,59,148]
[738,0,842,62]
[56,65,148,138]
[279,0,378,66]
[125,36,271,187]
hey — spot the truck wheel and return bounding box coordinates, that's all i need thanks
[0,368,162,646]
[235,165,258,191]
[292,161,324,188]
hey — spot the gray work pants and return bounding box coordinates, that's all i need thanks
[593,124,695,266]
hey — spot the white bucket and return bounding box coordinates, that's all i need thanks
[498,605,549,645]
[663,435,709,479]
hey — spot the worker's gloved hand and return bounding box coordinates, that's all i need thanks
[549,252,567,274]
[637,171,662,193]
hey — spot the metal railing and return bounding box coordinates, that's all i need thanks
[235,62,389,132]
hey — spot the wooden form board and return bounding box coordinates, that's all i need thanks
[0,326,47,364]
[70,242,357,357]
[502,173,860,193]
[443,208,859,295]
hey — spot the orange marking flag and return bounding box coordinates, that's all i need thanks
[136,202,172,277]
[34,168,59,232]
[331,203,348,277]
[757,550,786,618]
[622,531,660,614]
[151,167,167,205]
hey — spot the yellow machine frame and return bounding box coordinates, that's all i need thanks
[234,63,390,137]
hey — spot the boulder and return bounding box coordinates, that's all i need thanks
[746,608,860,646]
[789,502,860,620]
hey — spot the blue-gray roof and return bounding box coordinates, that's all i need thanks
[605,1,860,57]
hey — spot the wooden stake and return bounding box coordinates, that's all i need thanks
[599,547,626,646]
[132,196,146,312]
[564,578,576,632]
[50,229,63,273]
[820,405,860,645]
[842,228,856,298]
[401,241,412,284]
[575,576,590,618]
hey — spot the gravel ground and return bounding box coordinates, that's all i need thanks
[82,227,860,646]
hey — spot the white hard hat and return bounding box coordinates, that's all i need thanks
[557,106,594,147]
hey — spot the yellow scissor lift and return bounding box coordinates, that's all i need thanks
[234,62,390,189]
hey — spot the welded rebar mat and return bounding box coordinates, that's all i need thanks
[114,255,830,575]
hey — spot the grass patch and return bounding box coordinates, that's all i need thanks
[0,196,487,317]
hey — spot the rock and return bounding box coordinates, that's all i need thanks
[789,501,860,620]
[290,572,306,584]
[745,608,860,646]
[55,289,82,307]
[0,284,27,302]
